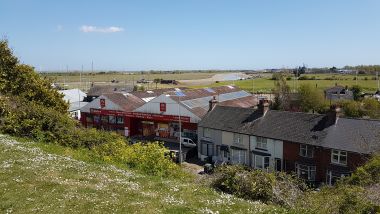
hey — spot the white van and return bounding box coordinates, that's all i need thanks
[181,137,197,148]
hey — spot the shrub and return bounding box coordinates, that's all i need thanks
[93,141,182,177]
[0,96,123,148]
[294,184,376,214]
[211,165,305,205]
[347,154,380,186]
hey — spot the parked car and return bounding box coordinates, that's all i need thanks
[181,137,196,148]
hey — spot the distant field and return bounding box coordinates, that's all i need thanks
[193,73,380,93]
[41,72,218,91]
[42,72,379,93]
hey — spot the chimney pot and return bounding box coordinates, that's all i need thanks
[208,96,218,112]
[258,99,270,116]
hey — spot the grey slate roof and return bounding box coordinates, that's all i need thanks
[198,106,261,133]
[199,105,380,154]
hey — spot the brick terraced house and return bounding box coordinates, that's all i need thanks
[198,102,380,185]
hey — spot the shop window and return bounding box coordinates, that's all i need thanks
[116,116,124,124]
[86,115,93,123]
[331,150,347,165]
[109,116,116,124]
[101,116,109,123]
[256,136,267,150]
[300,144,313,158]
[94,115,100,123]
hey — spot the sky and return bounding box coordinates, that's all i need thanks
[0,0,379,71]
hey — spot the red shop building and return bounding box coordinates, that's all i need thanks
[80,86,257,140]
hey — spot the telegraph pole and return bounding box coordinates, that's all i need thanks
[178,95,182,164]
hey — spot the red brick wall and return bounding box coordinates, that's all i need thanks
[283,141,369,184]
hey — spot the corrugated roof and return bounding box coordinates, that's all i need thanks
[59,89,86,103]
[130,87,187,99]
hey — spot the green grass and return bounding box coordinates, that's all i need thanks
[42,72,218,91]
[0,135,285,213]
[194,73,379,93]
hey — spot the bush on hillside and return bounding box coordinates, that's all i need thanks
[0,96,122,148]
[294,184,377,214]
[0,40,68,113]
[346,155,380,186]
[0,96,183,177]
[94,141,181,177]
[211,165,305,206]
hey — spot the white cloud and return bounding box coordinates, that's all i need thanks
[79,25,124,33]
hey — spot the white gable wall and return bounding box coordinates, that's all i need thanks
[134,94,201,123]
[80,95,123,113]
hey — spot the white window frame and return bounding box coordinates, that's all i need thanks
[295,164,316,181]
[299,144,313,158]
[256,136,268,150]
[331,150,347,165]
[203,128,211,138]
[234,133,242,144]
[231,149,246,165]
[254,155,270,170]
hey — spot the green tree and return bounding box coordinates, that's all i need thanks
[0,40,68,113]
[339,100,363,118]
[153,78,162,89]
[362,98,380,119]
[272,73,291,110]
[298,84,326,113]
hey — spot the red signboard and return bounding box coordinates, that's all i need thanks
[100,99,106,108]
[89,108,191,123]
[160,103,166,112]
[125,112,191,123]
[90,108,125,116]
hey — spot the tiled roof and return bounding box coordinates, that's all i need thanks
[200,105,380,154]
[87,85,133,97]
[102,93,145,112]
[198,106,261,133]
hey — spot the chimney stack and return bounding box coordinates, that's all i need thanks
[208,96,218,112]
[327,105,342,125]
[258,99,270,116]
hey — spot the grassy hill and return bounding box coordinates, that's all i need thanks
[0,135,283,214]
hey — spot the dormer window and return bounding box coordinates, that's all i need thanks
[300,144,313,158]
[331,150,347,165]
